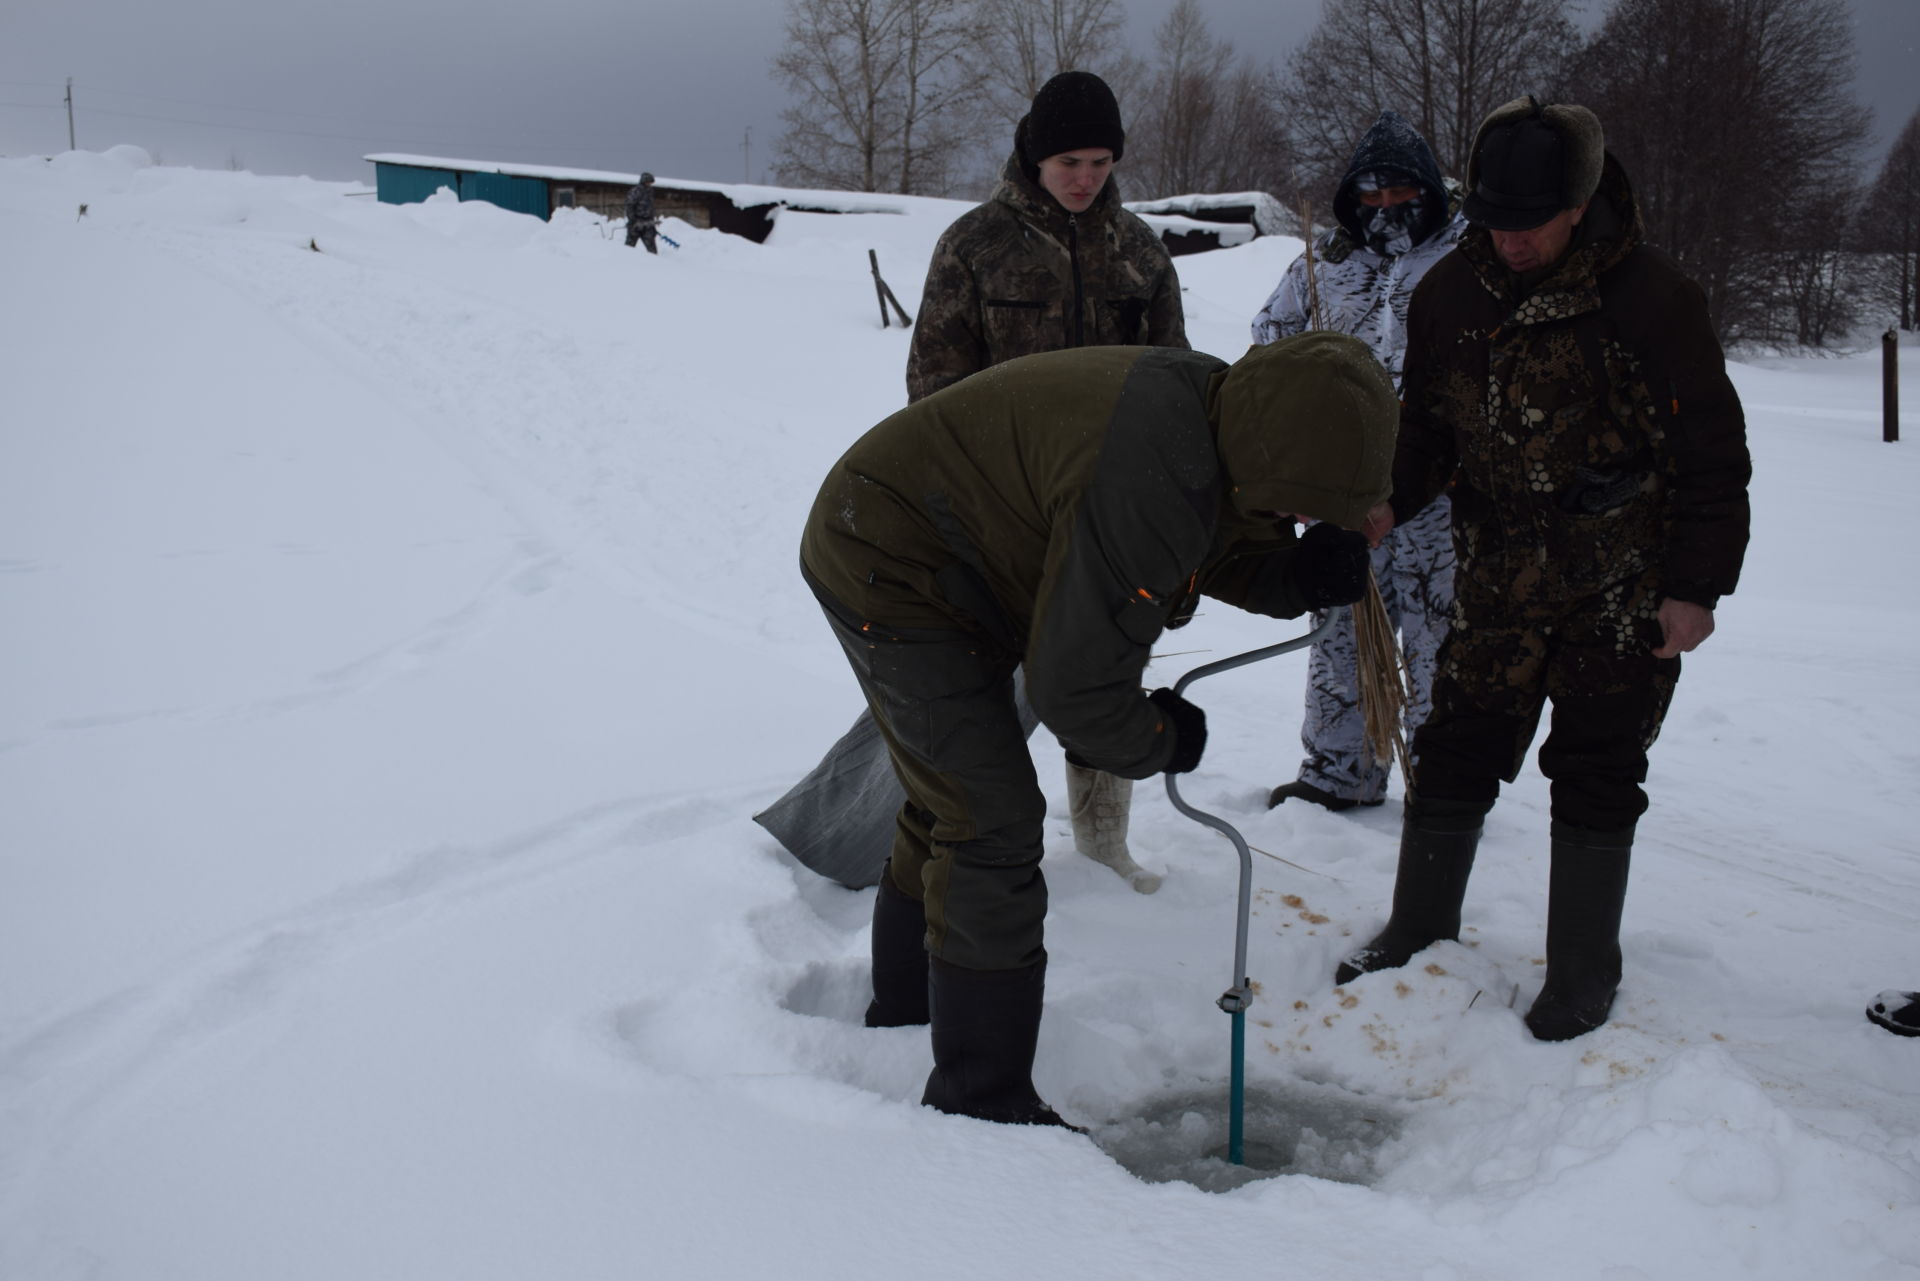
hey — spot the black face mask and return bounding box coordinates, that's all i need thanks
[1362,194,1426,257]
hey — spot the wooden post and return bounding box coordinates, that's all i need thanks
[869,249,891,327]
[1886,328,1900,443]
[868,250,913,328]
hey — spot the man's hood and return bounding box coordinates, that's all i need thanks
[1332,110,1450,247]
[1208,332,1399,531]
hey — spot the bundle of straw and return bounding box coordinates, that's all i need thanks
[1299,198,1328,331]
[1352,567,1413,778]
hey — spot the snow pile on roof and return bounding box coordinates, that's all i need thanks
[1127,190,1298,238]
[363,152,961,217]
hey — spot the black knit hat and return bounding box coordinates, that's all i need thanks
[1019,71,1125,165]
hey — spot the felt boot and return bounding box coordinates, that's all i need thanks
[1067,762,1159,893]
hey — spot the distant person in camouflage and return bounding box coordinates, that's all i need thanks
[1336,97,1752,1043]
[907,69,1187,893]
[624,172,658,253]
[804,334,1391,1126]
[1250,110,1466,814]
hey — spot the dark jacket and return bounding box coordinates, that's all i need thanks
[904,151,1186,403]
[803,336,1398,778]
[1393,154,1751,607]
[625,183,655,225]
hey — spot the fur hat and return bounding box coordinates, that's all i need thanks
[1018,71,1126,165]
[1464,96,1604,231]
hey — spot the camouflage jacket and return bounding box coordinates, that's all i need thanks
[625,184,656,225]
[904,152,1187,403]
[1393,155,1751,607]
[1249,207,1465,388]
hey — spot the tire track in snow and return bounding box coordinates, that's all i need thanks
[0,786,750,1217]
[135,215,814,650]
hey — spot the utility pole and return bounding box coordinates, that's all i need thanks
[65,77,75,151]
[742,127,751,183]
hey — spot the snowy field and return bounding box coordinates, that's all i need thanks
[3,146,1917,1280]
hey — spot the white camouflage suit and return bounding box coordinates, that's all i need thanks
[1250,110,1462,805]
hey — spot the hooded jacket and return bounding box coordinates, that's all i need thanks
[1252,111,1465,386]
[803,333,1397,778]
[905,144,1187,403]
[1393,153,1751,607]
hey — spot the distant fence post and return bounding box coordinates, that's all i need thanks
[1887,328,1901,444]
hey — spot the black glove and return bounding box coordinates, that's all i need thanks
[1291,522,1370,609]
[1148,688,1207,774]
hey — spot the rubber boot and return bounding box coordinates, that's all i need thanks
[922,955,1081,1130]
[864,861,930,1028]
[1525,825,1632,1041]
[1867,990,1920,1037]
[1334,814,1481,985]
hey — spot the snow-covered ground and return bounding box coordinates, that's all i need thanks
[3,147,1917,1280]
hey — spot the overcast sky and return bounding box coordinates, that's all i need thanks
[2,0,1915,189]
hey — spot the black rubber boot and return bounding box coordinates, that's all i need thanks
[922,955,1082,1130]
[1334,815,1481,985]
[1525,824,1633,1042]
[1268,780,1382,812]
[864,861,930,1028]
[1867,991,1920,1037]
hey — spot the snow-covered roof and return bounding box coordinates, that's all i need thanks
[363,153,934,216]
[1125,190,1296,238]
[1129,212,1258,249]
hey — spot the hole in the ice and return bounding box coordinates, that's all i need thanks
[1088,1081,1405,1193]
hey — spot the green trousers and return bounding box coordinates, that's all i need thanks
[812,582,1047,972]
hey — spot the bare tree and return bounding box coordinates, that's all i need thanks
[1567,0,1871,344]
[1858,108,1920,331]
[1274,0,1580,202]
[1128,0,1290,198]
[772,0,983,194]
[968,0,1131,132]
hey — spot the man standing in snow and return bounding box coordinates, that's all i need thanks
[1250,110,1465,815]
[803,333,1392,1126]
[624,172,658,253]
[1336,97,1751,1042]
[905,69,1188,895]
[756,71,1186,899]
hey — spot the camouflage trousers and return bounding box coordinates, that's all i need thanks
[1289,496,1454,804]
[1408,566,1681,834]
[626,218,658,253]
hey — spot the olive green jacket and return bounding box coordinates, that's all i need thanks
[803,336,1398,778]
[905,153,1187,403]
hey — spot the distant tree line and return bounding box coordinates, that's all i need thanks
[772,0,1918,347]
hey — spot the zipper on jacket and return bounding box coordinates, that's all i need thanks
[1068,214,1086,346]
